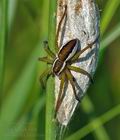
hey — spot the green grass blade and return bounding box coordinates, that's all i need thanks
[100,23,120,51]
[65,103,120,140]
[45,1,57,140]
[0,44,40,139]
[81,96,110,140]
[8,0,18,30]
[0,0,8,108]
[7,95,45,140]
[99,23,120,64]
[101,0,120,36]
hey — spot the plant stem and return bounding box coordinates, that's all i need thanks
[46,77,56,140]
[45,1,57,140]
[48,1,57,52]
[0,0,8,108]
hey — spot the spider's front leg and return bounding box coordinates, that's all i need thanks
[38,40,55,64]
[38,56,53,64]
[70,43,93,63]
[43,40,55,58]
[38,57,53,64]
[55,5,67,52]
[70,36,99,63]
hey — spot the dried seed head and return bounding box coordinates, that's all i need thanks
[55,0,100,125]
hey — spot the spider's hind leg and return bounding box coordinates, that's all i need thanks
[54,73,66,118]
[65,69,81,102]
[67,65,94,83]
[39,68,52,89]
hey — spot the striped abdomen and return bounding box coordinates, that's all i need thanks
[53,39,79,75]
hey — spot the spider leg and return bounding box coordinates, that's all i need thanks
[70,43,93,63]
[70,35,99,63]
[55,5,67,52]
[38,56,53,64]
[39,68,52,89]
[65,69,81,102]
[54,73,66,118]
[67,65,93,83]
[43,40,55,58]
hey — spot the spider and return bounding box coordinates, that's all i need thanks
[39,5,95,116]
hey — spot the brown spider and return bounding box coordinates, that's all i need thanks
[39,5,94,116]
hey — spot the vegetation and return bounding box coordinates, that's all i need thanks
[0,0,120,140]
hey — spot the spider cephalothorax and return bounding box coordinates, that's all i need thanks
[39,5,95,116]
[52,39,79,76]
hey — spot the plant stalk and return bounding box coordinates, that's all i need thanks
[0,0,8,108]
[45,1,57,140]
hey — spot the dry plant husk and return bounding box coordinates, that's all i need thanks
[55,0,100,125]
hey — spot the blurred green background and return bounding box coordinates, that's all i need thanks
[0,0,120,140]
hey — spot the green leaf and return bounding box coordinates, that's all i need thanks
[8,0,18,30]
[101,0,120,36]
[0,0,8,108]
[0,44,40,139]
[81,96,110,140]
[7,95,45,140]
[65,103,120,140]
[99,23,120,64]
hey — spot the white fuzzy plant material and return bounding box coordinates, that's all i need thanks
[55,0,100,125]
